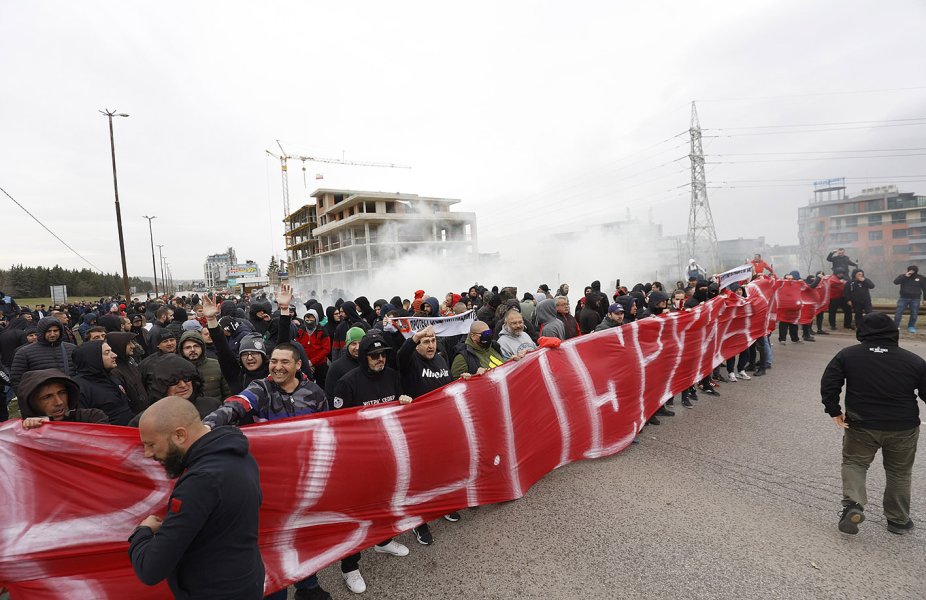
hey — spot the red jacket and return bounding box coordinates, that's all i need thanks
[751,259,774,275]
[295,329,331,367]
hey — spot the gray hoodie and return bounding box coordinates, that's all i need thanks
[535,299,566,340]
[497,325,537,359]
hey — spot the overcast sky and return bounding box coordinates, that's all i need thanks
[2,0,925,282]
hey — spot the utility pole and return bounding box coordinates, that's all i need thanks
[142,215,159,296]
[100,109,131,300]
[686,101,720,274]
[157,245,165,297]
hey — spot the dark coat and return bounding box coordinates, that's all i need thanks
[17,368,108,424]
[128,426,264,600]
[10,317,77,393]
[72,341,134,426]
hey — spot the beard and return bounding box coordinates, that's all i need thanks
[160,441,186,479]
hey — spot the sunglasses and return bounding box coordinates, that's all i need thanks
[368,352,387,359]
[164,376,193,387]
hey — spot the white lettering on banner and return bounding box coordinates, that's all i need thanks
[268,420,371,586]
[396,310,477,339]
[564,344,625,460]
[537,351,571,468]
[719,264,755,290]
[446,382,482,507]
[487,368,523,498]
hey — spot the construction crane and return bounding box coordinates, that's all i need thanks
[265,140,411,217]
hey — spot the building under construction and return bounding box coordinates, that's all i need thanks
[284,188,478,291]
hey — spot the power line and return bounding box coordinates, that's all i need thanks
[707,152,926,164]
[1,185,104,272]
[705,117,926,131]
[706,122,926,137]
[711,147,926,156]
[695,86,926,103]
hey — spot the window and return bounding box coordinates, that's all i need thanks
[845,217,858,228]
[385,202,396,214]
[868,214,882,226]
[865,199,883,212]
[893,228,908,239]
[869,230,883,241]
[893,212,907,224]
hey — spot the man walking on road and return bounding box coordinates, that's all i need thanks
[820,312,926,535]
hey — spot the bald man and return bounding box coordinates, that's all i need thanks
[129,396,265,599]
[450,320,506,379]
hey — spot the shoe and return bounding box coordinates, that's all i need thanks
[887,519,915,535]
[737,370,751,381]
[803,336,815,342]
[413,524,433,545]
[754,367,766,377]
[764,363,772,369]
[681,396,694,408]
[744,363,756,372]
[712,372,724,382]
[657,406,675,416]
[794,338,803,343]
[838,503,865,534]
[374,540,409,557]
[666,397,675,406]
[778,339,786,345]
[816,329,830,335]
[829,326,837,331]
[647,416,661,425]
[688,389,699,401]
[444,512,461,522]
[699,386,720,396]
[295,586,333,600]
[909,327,917,334]
[342,570,367,594]
[728,371,737,382]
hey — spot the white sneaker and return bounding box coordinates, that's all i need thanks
[374,540,409,557]
[738,370,751,381]
[343,569,367,594]
[728,371,737,382]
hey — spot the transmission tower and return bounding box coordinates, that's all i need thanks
[686,101,720,273]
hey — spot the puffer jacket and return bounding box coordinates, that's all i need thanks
[10,317,77,393]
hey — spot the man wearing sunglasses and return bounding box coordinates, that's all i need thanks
[330,332,413,594]
[450,320,505,379]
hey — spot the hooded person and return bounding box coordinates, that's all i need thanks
[646,290,670,316]
[411,290,426,313]
[10,316,77,393]
[613,295,638,323]
[17,368,108,427]
[295,309,332,388]
[684,280,711,309]
[332,332,409,410]
[535,298,566,340]
[821,312,926,535]
[106,331,148,414]
[332,301,369,360]
[847,268,876,325]
[325,326,366,399]
[0,315,32,371]
[355,296,377,327]
[421,296,440,317]
[476,292,499,325]
[179,330,231,402]
[72,340,134,426]
[578,291,603,334]
[78,312,98,340]
[247,300,277,340]
[140,354,222,423]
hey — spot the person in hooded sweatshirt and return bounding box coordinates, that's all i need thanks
[17,368,108,429]
[106,331,148,415]
[129,397,265,600]
[578,290,603,334]
[178,330,230,401]
[10,316,77,394]
[535,298,566,340]
[139,354,222,423]
[821,312,926,536]
[847,268,876,326]
[496,308,537,360]
[295,309,332,388]
[332,301,369,360]
[325,326,365,401]
[73,340,134,426]
[330,332,413,594]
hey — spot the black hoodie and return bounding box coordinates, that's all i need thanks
[128,426,264,600]
[17,368,108,424]
[106,331,148,414]
[331,334,403,409]
[73,341,134,426]
[821,313,926,430]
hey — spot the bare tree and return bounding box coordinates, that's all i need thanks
[798,229,829,276]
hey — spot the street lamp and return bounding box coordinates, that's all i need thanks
[100,109,131,301]
[156,245,165,297]
[142,215,159,297]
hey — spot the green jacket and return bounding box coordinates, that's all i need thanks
[180,330,231,400]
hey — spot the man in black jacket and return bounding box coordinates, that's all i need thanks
[847,268,876,326]
[331,332,412,594]
[73,340,135,426]
[820,312,926,535]
[893,265,926,333]
[18,368,108,429]
[130,396,264,599]
[10,316,76,393]
[826,247,858,276]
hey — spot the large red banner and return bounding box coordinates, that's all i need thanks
[773,275,844,325]
[1,277,828,598]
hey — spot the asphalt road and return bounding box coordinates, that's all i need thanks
[303,328,926,600]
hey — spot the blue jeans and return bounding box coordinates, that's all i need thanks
[894,298,920,328]
[263,575,320,600]
[761,335,772,367]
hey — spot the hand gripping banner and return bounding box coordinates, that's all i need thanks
[1,277,803,599]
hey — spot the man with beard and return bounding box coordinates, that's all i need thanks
[496,309,537,360]
[10,316,77,393]
[18,369,109,428]
[178,330,230,401]
[130,396,264,599]
[73,340,135,426]
[594,303,625,332]
[331,332,413,594]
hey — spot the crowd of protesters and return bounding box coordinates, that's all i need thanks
[1,253,925,598]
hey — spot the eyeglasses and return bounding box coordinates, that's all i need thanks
[240,351,262,359]
[368,352,387,360]
[165,376,193,387]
